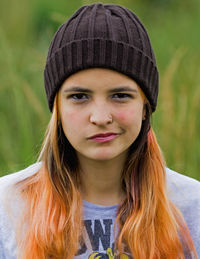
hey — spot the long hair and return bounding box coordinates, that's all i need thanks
[15,90,197,258]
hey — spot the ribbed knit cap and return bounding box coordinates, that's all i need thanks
[44,2,159,112]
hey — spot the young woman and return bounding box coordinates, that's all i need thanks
[0,3,199,259]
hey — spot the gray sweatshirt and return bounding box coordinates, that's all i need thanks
[0,162,199,258]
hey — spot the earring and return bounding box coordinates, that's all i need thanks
[142,105,147,120]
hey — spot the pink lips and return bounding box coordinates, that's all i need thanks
[89,133,119,143]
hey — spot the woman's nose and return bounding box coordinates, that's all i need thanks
[89,105,113,125]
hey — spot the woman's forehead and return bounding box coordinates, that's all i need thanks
[60,68,140,92]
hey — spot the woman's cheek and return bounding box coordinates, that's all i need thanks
[68,111,77,121]
[116,110,135,124]
[61,110,80,129]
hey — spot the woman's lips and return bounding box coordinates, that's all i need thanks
[89,134,119,143]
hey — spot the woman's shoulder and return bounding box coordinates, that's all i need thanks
[165,168,200,255]
[0,162,43,193]
[0,161,43,223]
[0,163,42,259]
[0,162,43,212]
[165,167,200,201]
[165,167,200,218]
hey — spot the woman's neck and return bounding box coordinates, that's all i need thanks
[78,152,127,206]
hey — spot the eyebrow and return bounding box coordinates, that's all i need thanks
[63,86,138,93]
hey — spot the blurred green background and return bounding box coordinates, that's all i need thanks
[0,0,199,180]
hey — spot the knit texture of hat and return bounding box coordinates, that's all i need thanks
[44,2,159,112]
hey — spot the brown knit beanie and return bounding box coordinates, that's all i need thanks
[44,2,159,112]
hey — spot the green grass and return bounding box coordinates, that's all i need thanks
[0,0,199,180]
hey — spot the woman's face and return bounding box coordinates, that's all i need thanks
[59,68,146,162]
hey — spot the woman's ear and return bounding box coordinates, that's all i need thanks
[142,103,147,120]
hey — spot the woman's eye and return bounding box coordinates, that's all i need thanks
[68,94,89,101]
[112,93,132,100]
[67,93,132,102]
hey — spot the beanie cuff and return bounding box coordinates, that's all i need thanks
[44,38,158,112]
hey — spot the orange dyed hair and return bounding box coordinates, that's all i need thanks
[15,93,197,258]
